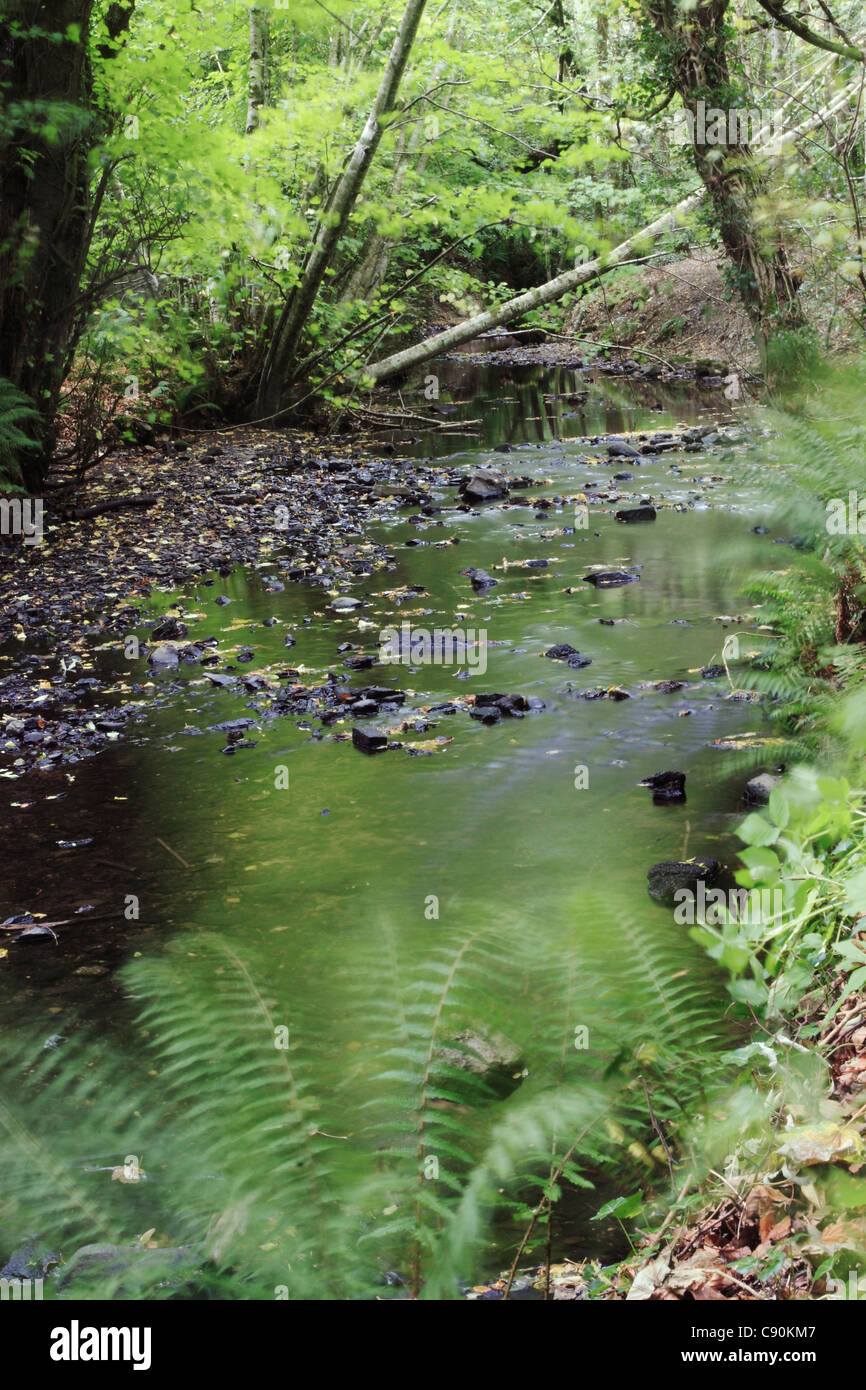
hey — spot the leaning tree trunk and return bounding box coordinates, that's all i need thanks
[360,76,858,385]
[255,0,428,420]
[642,0,807,374]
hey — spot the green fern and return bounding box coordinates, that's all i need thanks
[0,899,744,1300]
[0,378,40,490]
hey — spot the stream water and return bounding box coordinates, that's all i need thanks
[0,354,787,1287]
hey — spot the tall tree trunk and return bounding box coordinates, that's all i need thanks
[0,0,132,489]
[245,7,269,136]
[643,0,807,374]
[255,0,428,420]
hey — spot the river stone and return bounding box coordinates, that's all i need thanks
[607,439,641,459]
[473,692,532,718]
[459,468,509,503]
[583,570,639,588]
[0,1243,60,1281]
[470,703,501,724]
[57,1242,201,1296]
[648,858,721,904]
[461,566,498,591]
[615,506,656,524]
[640,770,686,803]
[147,643,179,668]
[331,596,361,611]
[544,643,592,669]
[352,726,388,754]
[435,1027,525,1099]
[701,664,726,679]
[744,772,780,806]
[151,616,187,641]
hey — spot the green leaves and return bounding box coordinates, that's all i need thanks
[592,1192,644,1223]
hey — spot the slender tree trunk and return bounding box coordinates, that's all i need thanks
[245,7,269,136]
[255,0,428,419]
[643,0,807,373]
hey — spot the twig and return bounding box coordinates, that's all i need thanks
[155,837,194,870]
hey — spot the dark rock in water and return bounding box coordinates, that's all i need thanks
[358,686,406,706]
[473,692,534,718]
[236,647,255,663]
[435,1027,525,1099]
[461,566,498,592]
[147,643,179,668]
[470,703,502,724]
[752,525,771,535]
[615,506,656,524]
[607,439,641,459]
[648,858,721,905]
[459,467,509,503]
[13,926,55,943]
[428,703,459,715]
[178,643,205,663]
[344,654,374,671]
[151,616,187,641]
[284,634,296,648]
[525,558,549,569]
[215,595,231,607]
[331,596,362,611]
[57,1242,201,1296]
[352,725,388,754]
[701,663,726,679]
[0,1243,60,1281]
[654,680,685,694]
[640,770,686,803]
[205,672,235,688]
[493,444,513,453]
[544,643,592,669]
[350,699,379,717]
[744,772,780,806]
[208,718,254,734]
[612,472,633,481]
[583,570,639,588]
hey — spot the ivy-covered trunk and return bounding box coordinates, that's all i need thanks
[642,0,808,375]
[0,2,100,489]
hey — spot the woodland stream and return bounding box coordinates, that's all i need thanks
[0,354,790,1289]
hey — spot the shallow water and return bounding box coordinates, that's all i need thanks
[0,359,785,1282]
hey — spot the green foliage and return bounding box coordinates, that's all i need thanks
[0,378,40,490]
[689,768,863,1020]
[0,897,736,1300]
[738,358,866,763]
